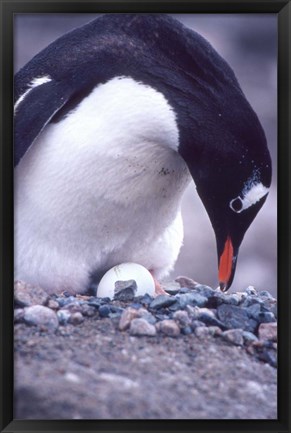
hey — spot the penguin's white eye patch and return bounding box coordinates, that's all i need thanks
[230,182,269,213]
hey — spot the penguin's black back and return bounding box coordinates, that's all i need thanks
[15,14,241,102]
[14,13,268,179]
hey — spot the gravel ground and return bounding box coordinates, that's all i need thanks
[14,278,277,419]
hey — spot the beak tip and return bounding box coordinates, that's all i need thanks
[219,281,229,292]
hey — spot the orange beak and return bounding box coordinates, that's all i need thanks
[218,236,234,291]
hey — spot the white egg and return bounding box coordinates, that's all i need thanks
[96,262,155,299]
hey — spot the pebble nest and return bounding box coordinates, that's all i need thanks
[14,277,277,368]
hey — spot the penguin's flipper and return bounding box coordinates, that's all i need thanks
[14,80,74,166]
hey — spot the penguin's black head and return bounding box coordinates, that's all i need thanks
[179,86,272,291]
[149,14,273,291]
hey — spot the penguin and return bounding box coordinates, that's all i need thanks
[14,14,272,295]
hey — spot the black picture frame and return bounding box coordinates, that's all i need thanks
[0,1,290,432]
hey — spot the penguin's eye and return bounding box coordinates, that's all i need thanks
[229,181,269,214]
[230,197,243,213]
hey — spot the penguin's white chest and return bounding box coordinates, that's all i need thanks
[15,77,191,293]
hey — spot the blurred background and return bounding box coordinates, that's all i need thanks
[14,14,277,295]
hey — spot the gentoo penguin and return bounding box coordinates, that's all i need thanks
[14,14,272,295]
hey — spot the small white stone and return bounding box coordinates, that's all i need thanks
[222,329,244,346]
[64,372,81,383]
[99,373,139,390]
[119,307,140,331]
[129,318,156,336]
[24,305,58,331]
[156,319,180,337]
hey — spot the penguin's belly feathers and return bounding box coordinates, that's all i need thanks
[15,77,191,293]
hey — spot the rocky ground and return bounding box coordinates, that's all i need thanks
[14,277,277,419]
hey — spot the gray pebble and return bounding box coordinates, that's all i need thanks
[68,312,84,325]
[14,308,25,322]
[225,294,241,306]
[262,299,277,318]
[87,298,104,309]
[24,305,58,331]
[245,286,257,295]
[167,302,183,312]
[176,292,208,309]
[194,284,216,298]
[246,303,262,321]
[164,288,181,296]
[241,296,264,308]
[137,293,154,306]
[119,307,140,331]
[172,310,191,327]
[137,309,157,325]
[175,276,198,288]
[198,311,226,329]
[217,304,257,333]
[197,308,216,318]
[62,302,83,313]
[263,349,277,368]
[14,280,49,307]
[247,302,276,324]
[243,331,259,345]
[47,299,59,310]
[181,326,193,335]
[57,309,71,325]
[129,318,156,336]
[257,311,276,324]
[91,296,111,304]
[98,305,111,318]
[109,306,124,315]
[247,341,277,368]
[56,296,77,308]
[233,292,248,303]
[206,293,226,308]
[156,319,180,337]
[81,304,96,317]
[258,290,273,298]
[185,305,200,319]
[258,322,277,342]
[149,295,177,310]
[222,329,244,346]
[114,279,137,301]
[218,293,239,306]
[179,287,191,294]
[163,281,181,295]
[207,292,241,308]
